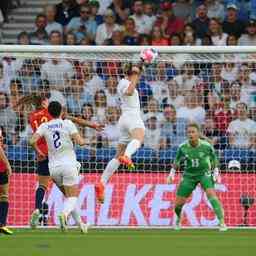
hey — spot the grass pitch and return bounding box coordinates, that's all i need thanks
[0,229,254,256]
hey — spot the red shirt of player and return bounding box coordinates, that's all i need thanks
[29,108,52,156]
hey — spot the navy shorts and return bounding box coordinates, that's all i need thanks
[0,172,8,185]
[37,158,50,176]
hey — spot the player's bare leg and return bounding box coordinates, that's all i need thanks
[206,189,227,231]
[96,144,126,203]
[0,183,13,235]
[173,196,187,230]
[58,185,79,232]
[119,128,145,170]
[30,175,50,229]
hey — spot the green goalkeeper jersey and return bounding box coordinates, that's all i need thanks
[174,139,218,177]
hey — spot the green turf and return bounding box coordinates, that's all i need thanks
[0,229,255,256]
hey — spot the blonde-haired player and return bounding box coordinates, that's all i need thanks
[96,63,145,203]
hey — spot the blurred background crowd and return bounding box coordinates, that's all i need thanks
[1,0,256,46]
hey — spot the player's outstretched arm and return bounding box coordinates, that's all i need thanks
[29,133,47,158]
[125,66,142,96]
[67,116,104,132]
[71,133,87,146]
[0,146,12,176]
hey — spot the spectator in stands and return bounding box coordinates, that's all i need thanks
[9,79,23,111]
[173,63,199,95]
[66,4,97,43]
[155,1,184,38]
[0,92,17,144]
[160,104,187,148]
[192,4,209,40]
[55,0,79,26]
[130,0,153,35]
[170,33,183,45]
[65,32,77,45]
[143,114,162,150]
[123,17,139,45]
[45,5,63,36]
[239,19,256,45]
[95,9,120,45]
[208,17,228,46]
[183,31,197,45]
[40,57,74,91]
[222,3,245,39]
[108,0,130,24]
[17,31,31,45]
[151,26,169,46]
[183,23,201,45]
[30,14,48,45]
[49,30,63,45]
[0,63,10,94]
[172,0,192,23]
[94,89,107,123]
[67,75,93,115]
[207,62,227,110]
[177,91,206,125]
[226,34,238,45]
[201,34,213,45]
[238,63,256,106]
[80,103,98,148]
[149,62,169,102]
[138,34,151,45]
[105,75,119,107]
[229,81,242,112]
[143,97,162,121]
[203,115,223,148]
[227,102,256,149]
[161,79,185,110]
[106,29,124,45]
[80,61,104,94]
[18,59,41,93]
[143,2,156,26]
[211,84,232,136]
[221,62,238,82]
[89,0,103,25]
[101,106,120,148]
[204,0,225,21]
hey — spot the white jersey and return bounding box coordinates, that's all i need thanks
[117,78,141,115]
[37,118,78,167]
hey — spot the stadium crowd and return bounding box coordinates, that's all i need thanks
[0,0,256,167]
[10,0,256,46]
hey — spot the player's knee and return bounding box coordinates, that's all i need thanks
[206,189,216,198]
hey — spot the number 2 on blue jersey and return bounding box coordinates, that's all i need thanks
[53,131,61,149]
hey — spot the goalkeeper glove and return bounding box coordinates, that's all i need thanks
[167,168,176,184]
[212,167,221,183]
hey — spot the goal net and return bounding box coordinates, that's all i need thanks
[1,45,256,228]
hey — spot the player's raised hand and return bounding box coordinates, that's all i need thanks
[213,168,221,183]
[167,168,176,184]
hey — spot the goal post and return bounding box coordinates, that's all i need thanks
[1,45,256,228]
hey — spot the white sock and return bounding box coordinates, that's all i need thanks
[63,197,77,217]
[101,158,120,185]
[124,139,141,158]
[71,205,82,226]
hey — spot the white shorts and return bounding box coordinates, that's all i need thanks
[49,161,81,187]
[118,113,145,144]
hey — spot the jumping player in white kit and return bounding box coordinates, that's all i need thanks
[30,101,88,232]
[96,63,145,203]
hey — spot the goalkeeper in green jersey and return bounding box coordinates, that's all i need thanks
[167,123,227,231]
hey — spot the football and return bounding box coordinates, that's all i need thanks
[140,48,158,65]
